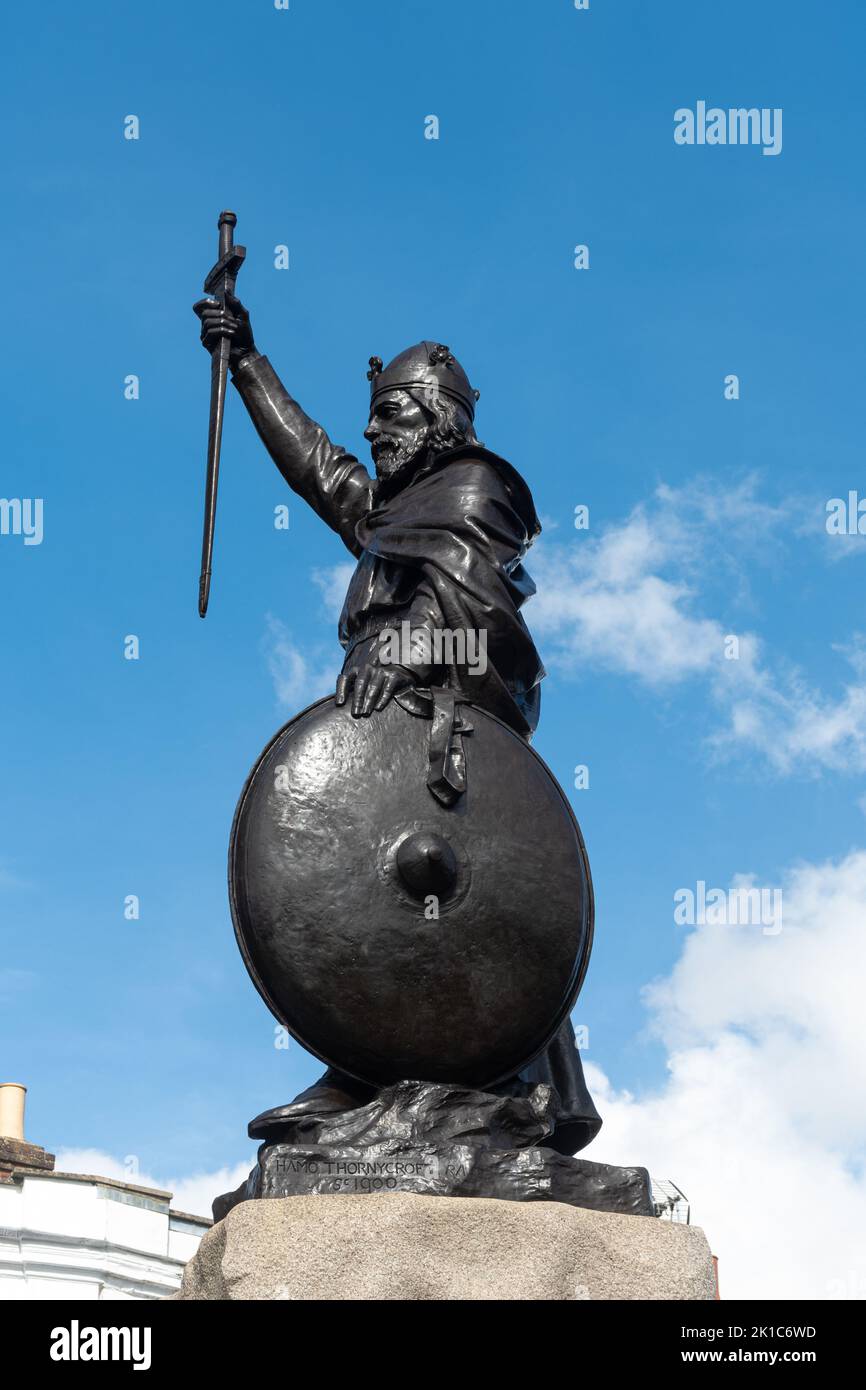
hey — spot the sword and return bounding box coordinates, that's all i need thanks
[198,210,246,618]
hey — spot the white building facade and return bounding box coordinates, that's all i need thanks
[0,1170,209,1300]
[0,1084,209,1300]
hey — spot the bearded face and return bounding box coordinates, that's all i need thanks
[364,389,433,486]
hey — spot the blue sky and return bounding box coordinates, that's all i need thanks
[4,1,866,1296]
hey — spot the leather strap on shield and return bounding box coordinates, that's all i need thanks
[395,686,474,806]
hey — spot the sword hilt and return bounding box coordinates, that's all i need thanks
[204,210,246,298]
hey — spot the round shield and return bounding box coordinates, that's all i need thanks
[229,696,593,1088]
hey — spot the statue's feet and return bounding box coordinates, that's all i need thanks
[248,1068,376,1142]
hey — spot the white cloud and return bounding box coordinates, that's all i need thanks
[53,1148,253,1222]
[532,480,866,775]
[311,563,355,620]
[533,514,729,684]
[586,850,866,1299]
[166,1162,252,1218]
[262,614,339,709]
[261,564,355,708]
[712,656,866,774]
[825,533,866,562]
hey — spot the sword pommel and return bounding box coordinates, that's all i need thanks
[218,210,237,258]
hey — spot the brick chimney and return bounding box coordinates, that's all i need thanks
[0,1083,55,1182]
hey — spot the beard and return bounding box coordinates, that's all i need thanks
[370,426,431,487]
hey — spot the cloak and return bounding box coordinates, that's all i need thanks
[344,445,545,737]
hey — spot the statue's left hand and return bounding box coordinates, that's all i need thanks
[336,641,415,718]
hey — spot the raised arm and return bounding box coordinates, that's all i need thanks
[194,293,373,553]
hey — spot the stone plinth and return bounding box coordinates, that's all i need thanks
[175,1192,717,1301]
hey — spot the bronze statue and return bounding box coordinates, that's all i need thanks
[193,215,651,1218]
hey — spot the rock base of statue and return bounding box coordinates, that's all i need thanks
[212,1079,651,1223]
[175,1192,717,1301]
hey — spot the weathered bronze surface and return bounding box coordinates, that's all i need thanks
[229,695,593,1089]
[213,1082,652,1224]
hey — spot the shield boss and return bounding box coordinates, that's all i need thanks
[229,697,593,1088]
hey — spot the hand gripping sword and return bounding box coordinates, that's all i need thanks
[198,210,246,617]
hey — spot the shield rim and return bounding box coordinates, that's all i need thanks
[227,694,595,1087]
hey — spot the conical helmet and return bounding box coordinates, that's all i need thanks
[367,342,480,419]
